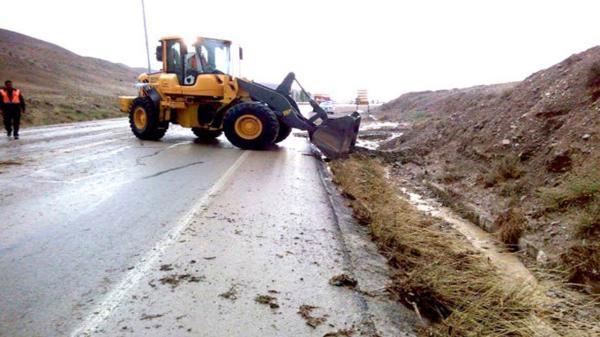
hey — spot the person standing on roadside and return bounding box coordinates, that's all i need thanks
[0,80,26,140]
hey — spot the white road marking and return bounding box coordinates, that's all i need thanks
[69,151,251,337]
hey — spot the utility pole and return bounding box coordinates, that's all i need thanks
[141,0,151,73]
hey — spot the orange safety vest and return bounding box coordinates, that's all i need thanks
[0,89,21,104]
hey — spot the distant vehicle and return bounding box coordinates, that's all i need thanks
[319,100,335,114]
[313,94,335,114]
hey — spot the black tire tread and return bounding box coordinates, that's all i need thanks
[223,102,279,150]
[128,97,167,140]
[274,121,292,143]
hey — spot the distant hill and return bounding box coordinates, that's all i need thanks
[0,28,141,125]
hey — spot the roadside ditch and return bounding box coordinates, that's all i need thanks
[326,153,599,336]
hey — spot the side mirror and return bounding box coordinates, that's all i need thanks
[155,45,163,62]
[239,47,244,61]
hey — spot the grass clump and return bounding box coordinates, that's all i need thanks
[500,180,528,198]
[494,207,527,248]
[539,162,599,291]
[437,165,465,184]
[576,204,600,238]
[484,155,524,187]
[540,170,600,210]
[404,110,430,122]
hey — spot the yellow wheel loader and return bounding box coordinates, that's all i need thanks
[118,36,360,158]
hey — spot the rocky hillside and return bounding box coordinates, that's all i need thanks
[376,46,600,292]
[0,28,140,125]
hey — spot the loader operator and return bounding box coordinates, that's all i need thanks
[0,80,25,140]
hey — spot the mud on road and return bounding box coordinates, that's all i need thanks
[0,118,415,337]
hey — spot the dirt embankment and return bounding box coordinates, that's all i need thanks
[372,46,600,293]
[331,155,599,336]
[0,28,139,125]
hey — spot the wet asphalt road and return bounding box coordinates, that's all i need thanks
[0,118,412,337]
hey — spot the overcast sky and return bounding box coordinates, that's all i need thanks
[1,0,599,101]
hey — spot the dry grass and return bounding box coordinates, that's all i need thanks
[330,154,599,336]
[540,169,599,210]
[437,165,465,184]
[539,161,599,291]
[23,95,123,126]
[576,204,600,238]
[484,155,524,187]
[494,207,527,248]
[500,180,528,198]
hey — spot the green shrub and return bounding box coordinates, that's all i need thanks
[404,110,430,122]
[500,180,527,198]
[540,169,600,210]
[576,204,600,239]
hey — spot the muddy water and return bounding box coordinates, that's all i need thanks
[359,124,537,286]
[357,121,405,150]
[399,186,538,286]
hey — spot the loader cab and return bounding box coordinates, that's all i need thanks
[157,36,233,86]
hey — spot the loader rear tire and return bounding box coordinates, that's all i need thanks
[223,102,279,150]
[129,97,168,140]
[274,121,292,143]
[192,128,222,141]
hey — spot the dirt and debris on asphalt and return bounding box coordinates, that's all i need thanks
[329,274,358,288]
[140,313,164,321]
[297,304,328,328]
[219,285,239,301]
[158,264,173,271]
[0,124,414,337]
[157,273,205,288]
[255,294,280,309]
[0,159,23,166]
[323,328,356,337]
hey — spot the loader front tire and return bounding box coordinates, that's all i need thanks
[192,128,222,141]
[223,102,279,150]
[274,121,292,143]
[129,97,168,140]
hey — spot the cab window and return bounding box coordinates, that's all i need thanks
[166,40,183,82]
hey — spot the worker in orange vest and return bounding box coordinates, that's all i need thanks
[0,80,25,140]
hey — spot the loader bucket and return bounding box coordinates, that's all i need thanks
[236,74,361,158]
[309,112,361,159]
